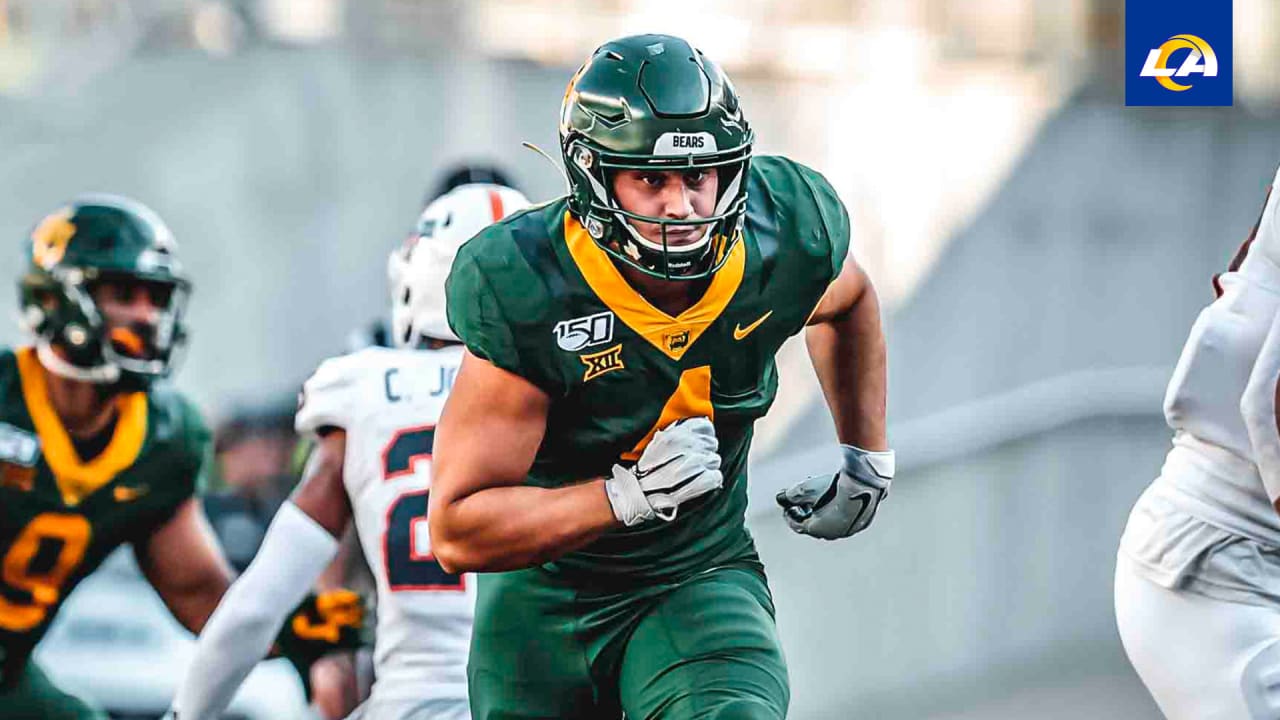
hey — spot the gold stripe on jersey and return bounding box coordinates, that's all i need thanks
[563,213,745,361]
[621,365,714,461]
[16,347,148,506]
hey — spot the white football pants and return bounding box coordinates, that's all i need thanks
[1116,555,1280,719]
[344,696,470,720]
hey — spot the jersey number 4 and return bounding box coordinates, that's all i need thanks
[381,426,465,592]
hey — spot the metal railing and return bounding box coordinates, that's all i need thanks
[749,364,1171,514]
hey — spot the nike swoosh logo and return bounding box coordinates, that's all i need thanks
[113,485,148,502]
[733,310,773,341]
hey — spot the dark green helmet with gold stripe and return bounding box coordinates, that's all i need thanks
[17,194,191,387]
[559,34,753,280]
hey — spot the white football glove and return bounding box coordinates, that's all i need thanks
[776,444,895,540]
[605,417,723,526]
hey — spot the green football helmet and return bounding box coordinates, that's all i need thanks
[559,34,753,280]
[17,194,191,387]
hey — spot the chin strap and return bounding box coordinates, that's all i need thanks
[35,340,120,384]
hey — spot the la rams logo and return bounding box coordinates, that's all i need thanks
[31,208,76,270]
[1140,34,1217,92]
[1125,0,1231,107]
[580,343,624,382]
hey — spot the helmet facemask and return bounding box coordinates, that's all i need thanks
[21,266,190,387]
[564,136,752,281]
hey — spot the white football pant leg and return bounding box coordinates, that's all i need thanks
[1116,555,1280,719]
[342,697,470,720]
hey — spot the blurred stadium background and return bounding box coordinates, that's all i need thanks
[3,0,1280,717]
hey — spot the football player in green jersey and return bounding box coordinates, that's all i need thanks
[0,196,360,719]
[431,34,893,719]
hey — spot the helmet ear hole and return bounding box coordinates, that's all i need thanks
[401,325,413,346]
[402,287,411,305]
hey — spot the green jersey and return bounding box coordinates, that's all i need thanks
[0,347,210,677]
[446,155,848,582]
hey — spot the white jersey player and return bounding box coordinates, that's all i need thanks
[171,183,531,720]
[1116,163,1280,720]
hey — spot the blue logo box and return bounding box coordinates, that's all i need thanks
[1126,0,1232,107]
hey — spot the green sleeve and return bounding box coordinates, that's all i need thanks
[179,395,214,495]
[751,155,853,292]
[446,233,524,377]
[793,161,852,284]
[129,391,212,547]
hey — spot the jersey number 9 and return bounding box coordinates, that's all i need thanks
[0,513,91,631]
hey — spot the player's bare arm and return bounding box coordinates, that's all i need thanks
[135,497,234,632]
[286,430,359,720]
[432,166,731,574]
[302,438,360,717]
[429,352,618,574]
[434,351,723,573]
[805,258,888,452]
[171,430,356,719]
[292,430,354,536]
[777,256,895,540]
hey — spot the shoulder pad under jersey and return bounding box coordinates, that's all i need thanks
[295,348,393,435]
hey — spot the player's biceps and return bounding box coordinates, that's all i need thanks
[806,260,868,325]
[437,369,547,492]
[424,464,496,573]
[140,499,232,618]
[433,411,515,500]
[291,431,350,538]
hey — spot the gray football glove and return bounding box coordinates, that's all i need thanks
[776,444,895,540]
[605,417,723,526]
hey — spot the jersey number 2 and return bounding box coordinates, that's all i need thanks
[381,426,465,592]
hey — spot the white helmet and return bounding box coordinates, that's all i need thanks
[387,183,530,346]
